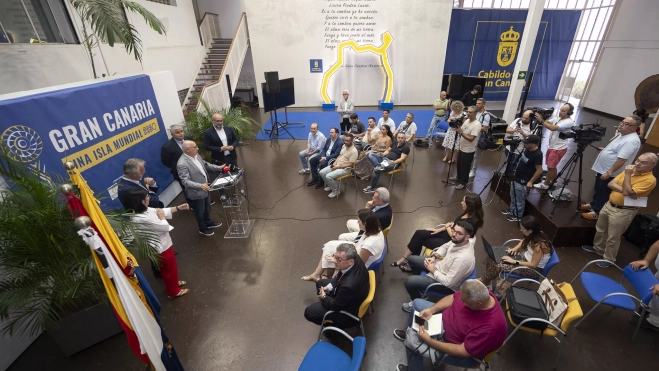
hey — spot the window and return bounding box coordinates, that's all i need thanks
[0,0,77,44]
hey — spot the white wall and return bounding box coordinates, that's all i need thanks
[244,0,452,107]
[196,0,245,39]
[582,0,659,117]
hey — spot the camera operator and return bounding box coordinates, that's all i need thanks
[503,110,533,172]
[533,103,575,190]
[580,115,643,219]
[449,106,481,190]
[502,135,543,222]
[469,98,492,178]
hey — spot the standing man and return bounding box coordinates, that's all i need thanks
[319,133,358,198]
[582,153,657,267]
[363,133,410,193]
[177,140,223,236]
[469,98,492,177]
[309,128,343,189]
[298,123,326,174]
[394,113,417,143]
[161,124,191,203]
[502,135,543,222]
[377,109,395,130]
[532,103,575,190]
[580,115,642,219]
[117,158,163,208]
[426,91,450,145]
[203,113,239,167]
[338,90,354,133]
[450,107,481,190]
[503,110,533,172]
[461,85,482,107]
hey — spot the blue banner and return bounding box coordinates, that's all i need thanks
[0,75,172,210]
[444,9,580,101]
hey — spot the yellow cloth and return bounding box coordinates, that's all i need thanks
[608,171,656,206]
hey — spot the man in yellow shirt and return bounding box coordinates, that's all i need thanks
[582,153,657,267]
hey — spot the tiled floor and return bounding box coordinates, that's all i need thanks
[8,103,659,370]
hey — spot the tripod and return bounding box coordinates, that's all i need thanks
[541,143,587,217]
[442,128,460,187]
[479,144,524,227]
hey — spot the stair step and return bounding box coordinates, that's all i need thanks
[197,74,220,78]
[212,38,232,43]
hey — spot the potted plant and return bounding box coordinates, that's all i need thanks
[0,151,159,356]
[183,97,260,161]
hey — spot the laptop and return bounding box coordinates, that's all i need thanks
[482,236,520,264]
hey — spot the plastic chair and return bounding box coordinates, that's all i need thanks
[421,269,476,299]
[502,281,583,369]
[335,164,358,200]
[493,241,560,295]
[298,327,366,371]
[319,270,376,340]
[382,214,393,252]
[432,120,450,144]
[570,260,659,341]
[385,156,408,191]
[367,240,387,284]
[439,347,500,371]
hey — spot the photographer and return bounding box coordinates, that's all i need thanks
[502,135,543,222]
[532,103,575,190]
[449,106,481,190]
[503,110,533,171]
[469,98,492,177]
[580,116,642,219]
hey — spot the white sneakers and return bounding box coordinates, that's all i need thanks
[328,190,340,198]
[299,169,310,174]
[469,171,476,178]
[533,183,549,190]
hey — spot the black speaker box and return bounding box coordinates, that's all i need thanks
[265,71,280,94]
[447,74,463,96]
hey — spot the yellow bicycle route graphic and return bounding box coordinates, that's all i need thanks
[321,32,394,104]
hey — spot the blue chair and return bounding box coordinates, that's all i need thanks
[431,120,450,144]
[298,327,366,371]
[421,269,477,299]
[367,240,387,284]
[570,260,659,341]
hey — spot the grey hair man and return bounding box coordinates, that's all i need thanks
[338,90,354,133]
[161,124,191,202]
[393,279,507,371]
[117,158,162,208]
[339,187,393,241]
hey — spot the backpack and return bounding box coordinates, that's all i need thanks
[623,214,659,258]
[506,286,549,331]
[414,138,429,148]
[549,188,574,201]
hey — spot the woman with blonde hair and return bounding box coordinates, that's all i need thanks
[442,100,466,163]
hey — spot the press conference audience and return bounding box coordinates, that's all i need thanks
[582,153,657,267]
[339,187,392,242]
[354,124,393,179]
[579,115,642,219]
[393,280,507,371]
[450,106,481,190]
[532,103,575,190]
[117,158,163,208]
[347,113,366,138]
[394,113,417,143]
[392,194,484,271]
[308,127,343,189]
[378,109,395,130]
[364,117,380,146]
[442,100,466,163]
[298,122,326,174]
[319,133,358,198]
[362,132,410,194]
[402,221,476,312]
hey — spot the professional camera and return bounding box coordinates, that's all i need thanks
[559,123,606,144]
[448,116,463,129]
[502,138,522,147]
[526,107,555,121]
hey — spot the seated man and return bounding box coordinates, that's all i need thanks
[339,187,392,242]
[304,244,370,329]
[356,116,379,152]
[630,240,659,331]
[346,113,365,138]
[308,128,343,189]
[393,280,507,371]
[402,221,476,313]
[394,112,417,143]
[298,122,326,174]
[319,133,358,198]
[362,132,409,194]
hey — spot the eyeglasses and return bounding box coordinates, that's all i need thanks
[620,121,637,126]
[332,254,345,263]
[636,160,653,166]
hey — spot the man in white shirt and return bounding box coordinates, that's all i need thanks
[533,104,575,189]
[338,90,354,133]
[451,107,481,190]
[358,117,380,152]
[503,110,533,172]
[402,221,476,312]
[298,123,326,174]
[394,113,417,143]
[377,109,396,130]
[469,98,492,177]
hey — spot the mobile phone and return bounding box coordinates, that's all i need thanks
[414,315,426,327]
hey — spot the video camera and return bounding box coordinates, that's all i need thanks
[559,123,606,144]
[502,138,522,147]
[526,107,555,121]
[448,116,464,129]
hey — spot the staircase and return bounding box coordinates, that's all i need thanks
[184,38,232,111]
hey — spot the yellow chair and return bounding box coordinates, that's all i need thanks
[382,214,393,253]
[421,223,446,257]
[318,270,376,340]
[386,156,408,190]
[335,164,358,200]
[502,282,583,370]
[438,347,500,370]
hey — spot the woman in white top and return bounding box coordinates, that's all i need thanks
[442,100,467,163]
[480,216,553,287]
[126,188,191,298]
[302,209,385,282]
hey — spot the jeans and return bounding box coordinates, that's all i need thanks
[425,114,447,139]
[319,166,351,191]
[508,181,527,218]
[405,256,454,299]
[456,151,475,185]
[504,148,521,175]
[590,172,613,214]
[471,147,482,174]
[368,152,395,188]
[189,194,212,231]
[299,151,319,170]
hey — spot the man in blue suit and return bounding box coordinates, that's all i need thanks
[308,127,343,189]
[117,158,164,209]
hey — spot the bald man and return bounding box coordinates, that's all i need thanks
[426,91,450,144]
[203,113,239,167]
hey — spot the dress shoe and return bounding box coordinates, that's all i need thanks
[307,179,317,186]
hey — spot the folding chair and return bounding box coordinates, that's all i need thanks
[386,157,408,190]
[421,269,477,300]
[298,327,365,371]
[319,270,376,340]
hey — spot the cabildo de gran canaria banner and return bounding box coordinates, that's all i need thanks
[0,75,171,210]
[444,9,580,101]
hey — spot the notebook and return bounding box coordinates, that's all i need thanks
[412,311,443,336]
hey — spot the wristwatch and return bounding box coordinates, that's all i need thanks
[515,261,520,266]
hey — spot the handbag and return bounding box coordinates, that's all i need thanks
[403,326,439,364]
[477,132,498,150]
[537,278,572,325]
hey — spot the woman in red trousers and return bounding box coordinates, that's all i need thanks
[126,188,190,298]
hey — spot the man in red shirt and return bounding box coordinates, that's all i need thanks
[393,280,507,370]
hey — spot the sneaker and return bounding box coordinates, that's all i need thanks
[449,176,459,181]
[469,171,476,178]
[579,203,592,212]
[306,180,317,186]
[323,186,332,192]
[363,186,375,194]
[455,184,466,190]
[396,365,409,371]
[299,169,310,174]
[328,190,340,198]
[507,215,520,222]
[581,245,603,256]
[501,209,512,215]
[199,229,214,236]
[210,201,216,206]
[533,183,549,190]
[428,143,435,148]
[582,211,598,220]
[640,318,659,332]
[402,301,413,313]
[207,222,222,229]
[596,260,612,268]
[393,328,407,341]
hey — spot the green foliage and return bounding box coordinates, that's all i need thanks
[70,0,166,62]
[183,97,259,161]
[0,152,159,337]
